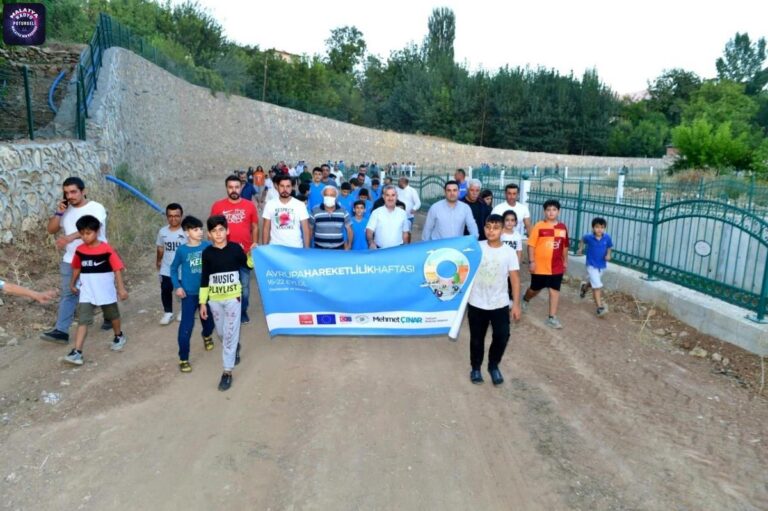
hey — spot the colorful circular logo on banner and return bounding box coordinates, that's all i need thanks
[423,248,470,301]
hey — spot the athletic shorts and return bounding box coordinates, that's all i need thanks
[529,273,563,292]
[77,302,120,326]
[586,266,605,289]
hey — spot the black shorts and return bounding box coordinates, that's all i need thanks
[529,273,563,291]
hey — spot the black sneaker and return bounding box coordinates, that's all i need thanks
[235,343,241,366]
[218,372,232,391]
[489,367,504,386]
[470,369,484,384]
[40,329,69,344]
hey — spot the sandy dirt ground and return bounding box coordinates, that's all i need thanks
[1,175,766,510]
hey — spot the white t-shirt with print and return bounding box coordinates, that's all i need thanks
[501,231,523,253]
[262,197,309,248]
[156,225,187,276]
[469,241,520,310]
[61,201,108,264]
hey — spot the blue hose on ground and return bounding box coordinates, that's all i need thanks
[105,174,163,214]
[47,70,67,114]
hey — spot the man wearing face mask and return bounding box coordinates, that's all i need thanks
[309,186,352,250]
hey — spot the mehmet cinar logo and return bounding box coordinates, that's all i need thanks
[3,3,46,46]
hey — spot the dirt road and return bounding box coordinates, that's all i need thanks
[1,176,766,510]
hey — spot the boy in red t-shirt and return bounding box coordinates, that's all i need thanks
[210,175,259,324]
[522,200,569,329]
[63,215,128,365]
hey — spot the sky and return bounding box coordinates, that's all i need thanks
[176,0,768,95]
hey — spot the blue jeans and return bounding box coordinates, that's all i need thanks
[239,266,251,317]
[177,295,214,361]
[55,262,78,333]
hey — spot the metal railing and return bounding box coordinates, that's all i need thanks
[413,172,768,321]
[0,63,67,140]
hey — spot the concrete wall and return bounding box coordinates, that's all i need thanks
[568,257,768,356]
[0,140,103,242]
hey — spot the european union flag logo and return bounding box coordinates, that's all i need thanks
[316,314,336,325]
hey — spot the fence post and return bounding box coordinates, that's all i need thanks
[616,169,626,204]
[643,184,662,281]
[573,180,584,254]
[564,166,568,179]
[748,174,755,212]
[76,79,85,140]
[748,253,768,323]
[500,170,505,189]
[520,174,531,205]
[22,66,34,140]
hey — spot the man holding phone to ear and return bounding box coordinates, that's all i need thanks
[41,177,108,344]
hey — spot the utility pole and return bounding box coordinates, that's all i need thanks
[262,53,268,101]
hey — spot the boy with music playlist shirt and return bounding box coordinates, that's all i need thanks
[199,215,252,392]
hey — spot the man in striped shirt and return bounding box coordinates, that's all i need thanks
[309,186,352,250]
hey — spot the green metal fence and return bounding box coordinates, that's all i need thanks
[0,63,65,140]
[76,13,215,140]
[414,172,768,321]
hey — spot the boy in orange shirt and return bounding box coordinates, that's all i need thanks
[521,200,568,329]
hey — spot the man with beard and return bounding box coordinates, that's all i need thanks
[462,179,491,241]
[41,177,109,343]
[262,175,311,248]
[210,175,259,324]
[422,180,478,241]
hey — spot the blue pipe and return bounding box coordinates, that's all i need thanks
[105,174,163,214]
[47,70,67,114]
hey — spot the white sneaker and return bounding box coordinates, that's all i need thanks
[63,349,83,365]
[111,333,127,351]
[176,311,182,322]
[160,312,174,325]
[546,316,563,329]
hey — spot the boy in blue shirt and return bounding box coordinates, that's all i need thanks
[170,215,215,373]
[338,182,355,212]
[577,217,613,316]
[350,200,369,250]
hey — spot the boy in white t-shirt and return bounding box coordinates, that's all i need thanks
[467,214,521,386]
[156,203,187,325]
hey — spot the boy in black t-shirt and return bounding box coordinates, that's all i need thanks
[199,215,251,391]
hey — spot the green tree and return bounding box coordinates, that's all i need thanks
[425,7,455,69]
[170,1,224,67]
[716,32,767,93]
[325,26,366,76]
[672,118,753,173]
[647,68,701,125]
[682,80,759,134]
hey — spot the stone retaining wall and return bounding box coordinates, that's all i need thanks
[0,140,103,242]
[87,48,668,185]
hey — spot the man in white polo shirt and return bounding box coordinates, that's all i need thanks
[366,185,410,249]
